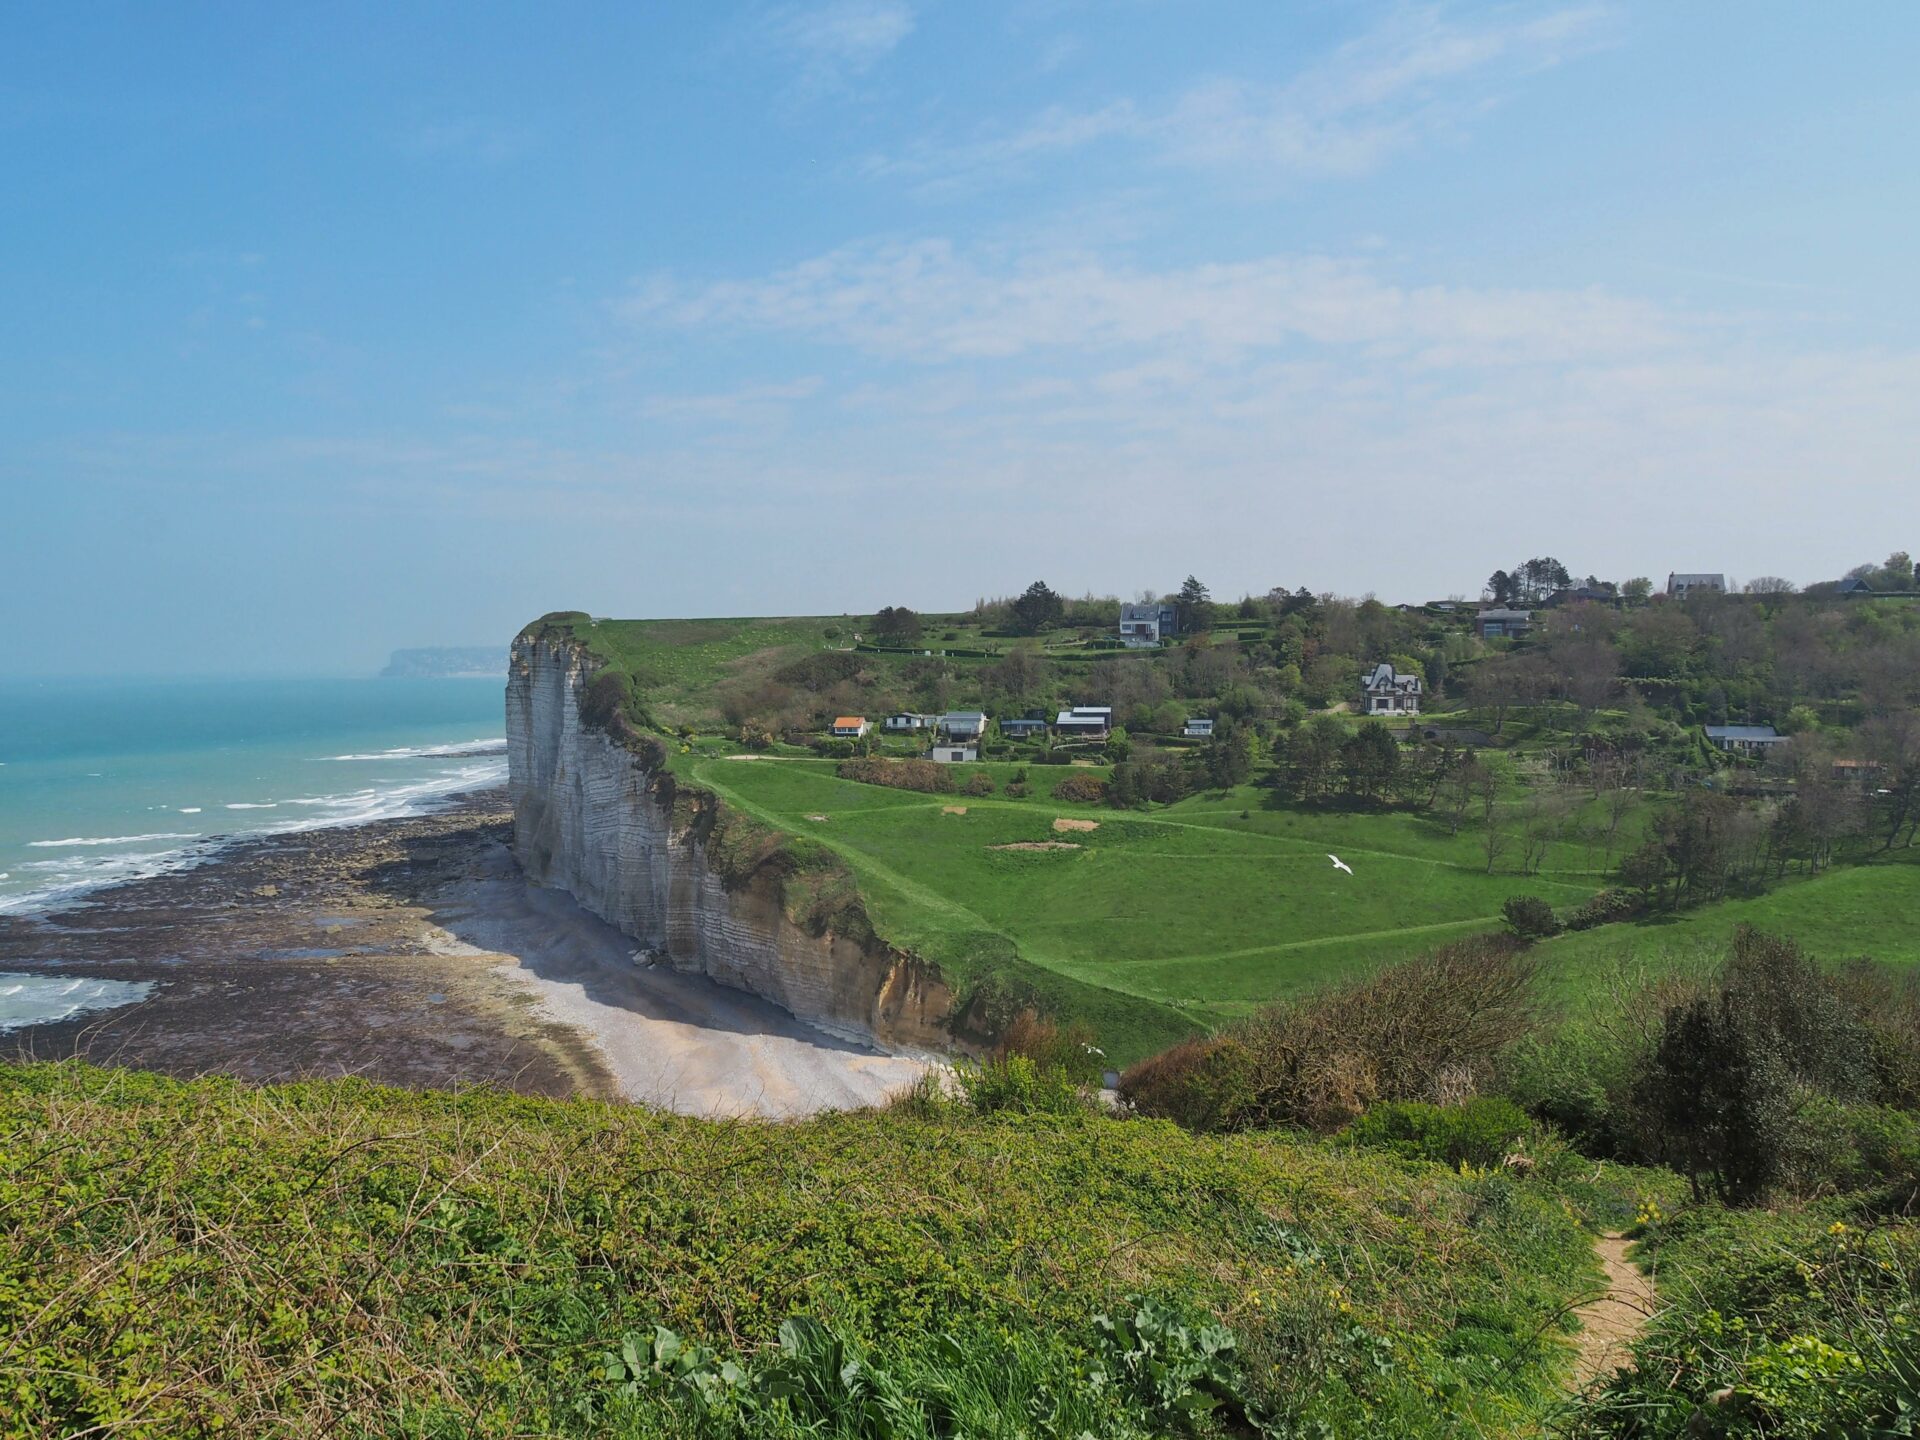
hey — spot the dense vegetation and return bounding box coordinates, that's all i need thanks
[1,1060,1627,1439]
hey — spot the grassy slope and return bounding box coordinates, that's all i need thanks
[1534,850,1920,1003]
[0,1062,1610,1439]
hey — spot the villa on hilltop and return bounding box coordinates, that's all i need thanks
[1360,663,1423,717]
[1667,572,1727,599]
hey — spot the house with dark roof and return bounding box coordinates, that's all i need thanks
[1475,607,1533,639]
[1360,662,1422,717]
[1053,706,1113,738]
[999,717,1049,739]
[883,712,938,732]
[1667,572,1727,599]
[1705,723,1789,755]
[1838,575,1877,596]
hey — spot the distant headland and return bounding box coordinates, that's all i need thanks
[379,646,507,679]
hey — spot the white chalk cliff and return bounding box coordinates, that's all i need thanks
[506,630,954,1048]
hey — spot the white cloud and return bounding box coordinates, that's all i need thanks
[620,238,1679,367]
[759,0,915,96]
[863,3,1614,191]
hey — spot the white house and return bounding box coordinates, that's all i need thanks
[883,712,937,732]
[831,716,871,738]
[1118,602,1177,648]
[1183,717,1214,739]
[939,711,988,740]
[929,742,978,763]
[1360,663,1422,717]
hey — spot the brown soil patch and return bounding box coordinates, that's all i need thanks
[941,806,968,815]
[1573,1232,1656,1389]
[1053,818,1099,833]
[805,814,829,822]
[990,841,1082,852]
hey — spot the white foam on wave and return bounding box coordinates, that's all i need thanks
[225,802,278,810]
[29,832,202,848]
[0,757,507,917]
[0,973,155,1031]
[179,807,202,814]
[327,738,506,762]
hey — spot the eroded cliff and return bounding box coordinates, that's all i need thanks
[506,629,956,1050]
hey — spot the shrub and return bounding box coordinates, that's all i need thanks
[1342,1097,1533,1170]
[1004,781,1031,799]
[995,1013,1104,1084]
[1563,888,1645,931]
[835,758,957,794]
[1053,773,1108,804]
[1118,1035,1260,1132]
[1501,895,1561,939]
[963,771,996,797]
[955,1054,1086,1116]
[580,669,631,731]
[1125,936,1537,1134]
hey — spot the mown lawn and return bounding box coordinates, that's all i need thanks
[683,757,1619,1058]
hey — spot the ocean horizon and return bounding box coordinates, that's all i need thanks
[0,676,508,916]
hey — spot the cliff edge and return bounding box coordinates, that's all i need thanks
[506,625,957,1050]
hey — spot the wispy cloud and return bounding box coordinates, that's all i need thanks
[757,0,916,99]
[864,3,1615,192]
[397,117,533,165]
[620,237,1677,367]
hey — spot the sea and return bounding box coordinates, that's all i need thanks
[0,676,508,920]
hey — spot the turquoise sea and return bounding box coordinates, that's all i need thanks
[0,677,507,917]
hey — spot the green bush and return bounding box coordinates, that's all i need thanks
[835,757,957,793]
[1563,888,1645,931]
[1053,772,1108,804]
[1501,895,1561,939]
[954,1054,1086,1116]
[1341,1097,1533,1170]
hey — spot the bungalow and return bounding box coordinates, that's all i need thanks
[1183,717,1214,739]
[830,717,870,738]
[1360,662,1422,717]
[1053,705,1113,739]
[1475,607,1533,640]
[1545,584,1618,607]
[1118,602,1178,648]
[929,742,978,764]
[1705,724,1789,755]
[1000,717,1049,740]
[1832,757,1884,788]
[939,711,989,741]
[1667,572,1727,599]
[883,712,938,733]
[1838,575,1877,596]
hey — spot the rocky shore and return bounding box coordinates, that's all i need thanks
[0,789,928,1114]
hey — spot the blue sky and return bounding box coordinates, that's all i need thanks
[3,2,1916,674]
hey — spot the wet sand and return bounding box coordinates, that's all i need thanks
[0,789,929,1115]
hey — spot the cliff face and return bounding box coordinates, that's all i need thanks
[506,631,955,1050]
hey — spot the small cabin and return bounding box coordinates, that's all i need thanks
[939,711,988,740]
[1183,718,1214,739]
[883,712,937,732]
[830,717,870,738]
[929,743,978,764]
[1053,706,1113,738]
[1000,717,1049,740]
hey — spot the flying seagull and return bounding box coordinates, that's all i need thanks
[1327,854,1353,875]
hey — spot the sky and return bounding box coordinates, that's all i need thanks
[2,2,1917,675]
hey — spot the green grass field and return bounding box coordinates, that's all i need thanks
[680,755,1622,1062]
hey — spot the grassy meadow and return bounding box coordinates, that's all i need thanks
[682,754,1619,1062]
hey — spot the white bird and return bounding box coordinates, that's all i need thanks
[1327,854,1353,875]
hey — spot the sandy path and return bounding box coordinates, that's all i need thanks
[420,844,932,1119]
[1573,1232,1656,1389]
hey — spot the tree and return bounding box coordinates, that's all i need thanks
[1274,715,1345,804]
[1010,581,1064,635]
[1340,723,1400,804]
[1637,992,1793,1204]
[870,605,923,644]
[1743,576,1797,595]
[1621,577,1654,604]
[1485,569,1517,606]
[1477,765,1507,874]
[1176,575,1213,634]
[1202,721,1254,790]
